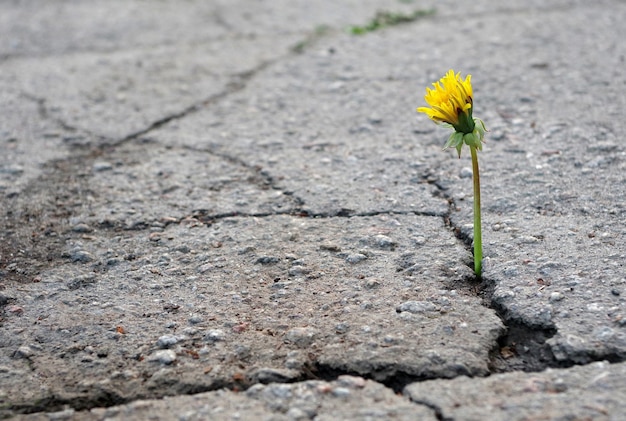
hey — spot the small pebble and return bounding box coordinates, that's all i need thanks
[345,253,367,264]
[71,223,93,233]
[71,250,95,263]
[288,266,311,276]
[396,300,437,314]
[383,335,399,345]
[156,335,178,349]
[204,329,226,343]
[319,243,341,252]
[459,167,473,178]
[284,327,318,348]
[334,323,350,334]
[336,375,367,388]
[147,350,177,365]
[332,387,351,397]
[93,161,113,172]
[197,263,215,273]
[234,344,251,360]
[364,279,380,289]
[549,292,564,302]
[256,256,280,265]
[238,246,256,254]
[373,235,397,250]
[15,346,34,358]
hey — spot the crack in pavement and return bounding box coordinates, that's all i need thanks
[109,65,273,149]
[428,173,569,375]
[19,92,105,147]
[427,169,626,376]
[5,5,625,417]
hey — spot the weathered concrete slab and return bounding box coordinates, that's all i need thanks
[0,213,502,416]
[405,360,626,421]
[1,0,626,419]
[0,0,431,141]
[19,376,435,421]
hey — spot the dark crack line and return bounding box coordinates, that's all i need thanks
[122,209,446,233]
[20,92,108,146]
[180,144,307,211]
[405,397,447,421]
[108,65,273,149]
[19,52,276,155]
[100,23,340,148]
[301,209,445,218]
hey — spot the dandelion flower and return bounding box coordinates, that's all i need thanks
[416,69,487,276]
[417,69,485,158]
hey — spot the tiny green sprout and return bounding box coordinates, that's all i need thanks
[417,70,487,276]
[349,9,435,35]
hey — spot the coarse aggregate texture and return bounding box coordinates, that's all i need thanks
[0,213,502,416]
[19,376,436,421]
[1,0,626,419]
[405,360,626,421]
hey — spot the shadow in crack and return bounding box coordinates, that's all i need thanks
[488,320,560,373]
[310,361,432,395]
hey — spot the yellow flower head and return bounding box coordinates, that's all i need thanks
[417,69,486,158]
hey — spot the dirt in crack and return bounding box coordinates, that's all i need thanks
[473,277,571,374]
[432,171,626,376]
[311,362,439,395]
[488,320,561,373]
[431,176,568,374]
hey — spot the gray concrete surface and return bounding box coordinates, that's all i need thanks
[1,0,625,420]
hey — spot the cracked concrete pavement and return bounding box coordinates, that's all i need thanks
[1,0,625,419]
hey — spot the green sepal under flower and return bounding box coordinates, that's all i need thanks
[444,118,487,158]
[444,131,464,158]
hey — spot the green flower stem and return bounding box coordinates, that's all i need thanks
[470,145,482,277]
